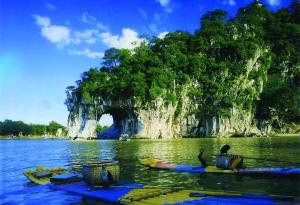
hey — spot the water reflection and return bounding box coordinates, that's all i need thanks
[1,136,300,205]
[65,140,118,173]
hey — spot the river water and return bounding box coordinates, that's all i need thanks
[1,137,300,204]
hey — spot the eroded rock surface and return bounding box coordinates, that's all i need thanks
[67,49,270,140]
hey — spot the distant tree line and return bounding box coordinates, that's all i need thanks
[96,125,109,133]
[0,120,66,136]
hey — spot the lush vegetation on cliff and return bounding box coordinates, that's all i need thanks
[66,0,300,126]
[0,120,66,136]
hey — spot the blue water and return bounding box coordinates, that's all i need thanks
[1,137,300,204]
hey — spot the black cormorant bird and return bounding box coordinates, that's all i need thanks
[101,166,113,188]
[198,148,207,167]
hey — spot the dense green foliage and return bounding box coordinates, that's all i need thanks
[0,120,66,136]
[254,0,300,123]
[66,1,300,125]
[96,125,109,133]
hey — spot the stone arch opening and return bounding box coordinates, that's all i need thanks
[96,114,113,135]
[97,107,138,139]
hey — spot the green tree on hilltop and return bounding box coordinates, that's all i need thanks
[66,1,300,126]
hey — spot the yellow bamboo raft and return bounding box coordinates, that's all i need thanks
[23,166,68,185]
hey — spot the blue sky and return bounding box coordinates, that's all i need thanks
[0,0,291,126]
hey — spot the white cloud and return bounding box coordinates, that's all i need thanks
[266,0,280,6]
[41,25,70,45]
[100,28,144,49]
[68,49,104,58]
[228,0,236,6]
[82,12,96,24]
[222,0,236,6]
[34,15,71,47]
[81,12,108,31]
[138,9,147,19]
[149,23,158,33]
[149,13,166,34]
[156,0,173,13]
[34,15,101,47]
[73,29,99,44]
[34,15,50,27]
[46,3,55,10]
[96,23,109,31]
[157,0,171,7]
[149,13,160,33]
[157,31,168,39]
[34,14,144,58]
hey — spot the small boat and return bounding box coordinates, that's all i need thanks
[140,159,300,176]
[119,133,130,141]
[23,166,68,185]
[49,181,297,204]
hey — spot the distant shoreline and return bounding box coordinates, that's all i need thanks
[270,133,300,137]
[1,133,299,140]
[0,135,67,140]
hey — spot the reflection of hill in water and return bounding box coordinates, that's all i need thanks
[2,137,299,204]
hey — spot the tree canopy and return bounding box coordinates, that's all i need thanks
[66,0,300,125]
[0,120,66,136]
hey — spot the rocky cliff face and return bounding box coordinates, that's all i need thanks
[67,87,199,140]
[67,103,98,139]
[202,48,269,137]
[67,97,263,140]
[67,48,270,140]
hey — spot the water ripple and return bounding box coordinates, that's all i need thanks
[1,137,300,204]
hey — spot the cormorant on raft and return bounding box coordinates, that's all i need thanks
[198,148,207,168]
[101,166,113,188]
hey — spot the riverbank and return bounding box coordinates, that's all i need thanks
[0,135,67,140]
[1,131,299,140]
[271,133,300,137]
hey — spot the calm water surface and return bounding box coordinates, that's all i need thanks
[1,137,300,204]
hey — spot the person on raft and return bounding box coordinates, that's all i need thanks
[220,144,231,155]
[198,144,243,169]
